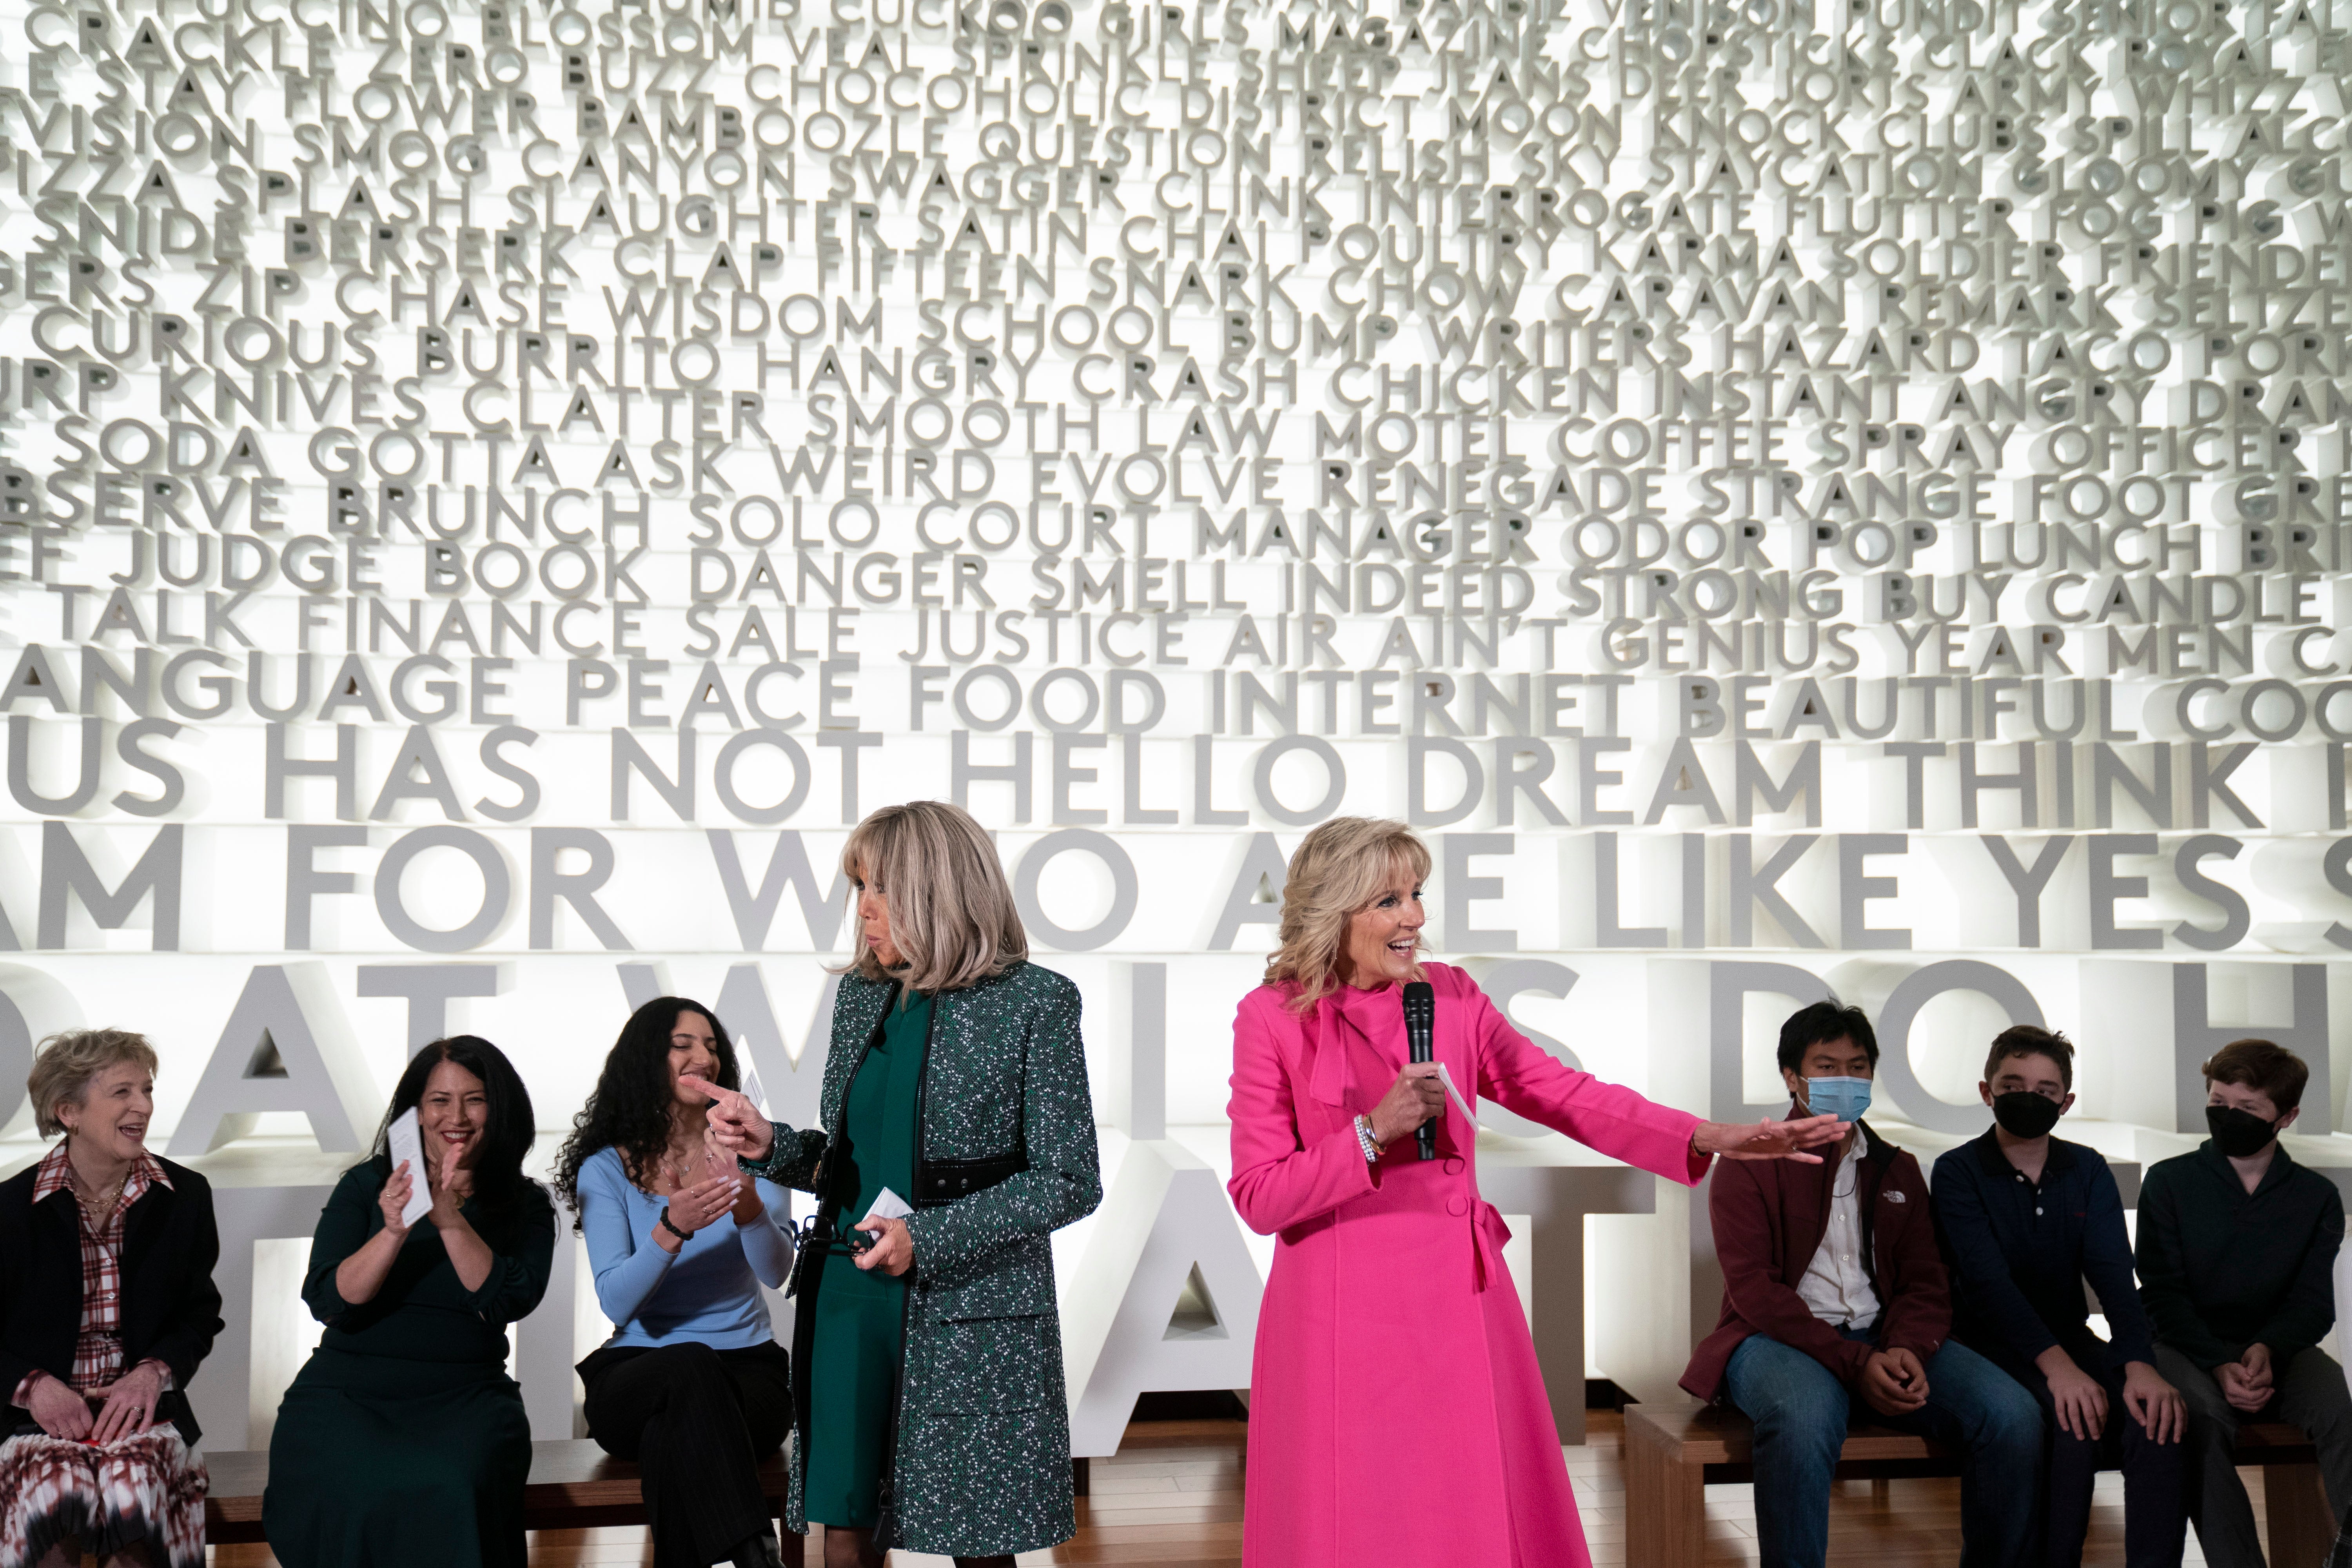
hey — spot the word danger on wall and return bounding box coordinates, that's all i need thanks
[1,0,2350,976]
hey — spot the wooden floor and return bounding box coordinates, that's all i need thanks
[207,1410,2255,1566]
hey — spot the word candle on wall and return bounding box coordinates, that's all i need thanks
[1,0,2350,1440]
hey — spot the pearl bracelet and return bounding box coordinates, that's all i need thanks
[1353,1114,1382,1165]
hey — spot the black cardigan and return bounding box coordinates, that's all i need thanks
[0,1153,225,1443]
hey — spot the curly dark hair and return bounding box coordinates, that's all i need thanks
[551,997,739,1228]
[367,1035,541,1228]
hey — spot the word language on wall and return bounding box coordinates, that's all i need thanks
[2,0,2350,1123]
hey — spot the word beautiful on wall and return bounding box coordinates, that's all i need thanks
[0,0,2343,922]
[5,0,2352,1448]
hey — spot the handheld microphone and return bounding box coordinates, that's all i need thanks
[1402,980,1436,1161]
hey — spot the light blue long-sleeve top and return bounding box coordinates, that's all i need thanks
[577,1145,796,1349]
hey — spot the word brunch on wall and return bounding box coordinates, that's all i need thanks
[4,0,2352,1244]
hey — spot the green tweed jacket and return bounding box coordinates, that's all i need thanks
[742,960,1102,1556]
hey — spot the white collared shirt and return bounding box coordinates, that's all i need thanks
[1795,1139,1880,1328]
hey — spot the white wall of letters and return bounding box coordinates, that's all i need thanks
[2,0,2350,1455]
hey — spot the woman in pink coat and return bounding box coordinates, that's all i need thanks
[1227,818,1845,1568]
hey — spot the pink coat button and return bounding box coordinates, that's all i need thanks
[1447,1196,1468,1217]
[1444,1158,1466,1176]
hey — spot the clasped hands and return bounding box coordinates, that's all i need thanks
[25,1360,165,1444]
[1858,1347,1931,1418]
[657,1159,753,1250]
[656,1124,760,1252]
[2220,1343,2276,1415]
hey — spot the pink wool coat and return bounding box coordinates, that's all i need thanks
[1227,964,1707,1568]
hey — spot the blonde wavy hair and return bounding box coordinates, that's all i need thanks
[1263,818,1432,1014]
[29,1028,161,1140]
[838,800,1028,992]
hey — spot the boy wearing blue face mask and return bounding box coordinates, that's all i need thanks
[1681,1001,2042,1568]
[1930,1026,2187,1568]
[2136,1038,2352,1568]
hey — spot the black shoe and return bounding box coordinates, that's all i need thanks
[730,1528,785,1568]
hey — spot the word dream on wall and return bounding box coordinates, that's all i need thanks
[2,0,2352,1101]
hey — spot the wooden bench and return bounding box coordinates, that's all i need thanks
[203,1439,794,1546]
[1627,1399,2336,1568]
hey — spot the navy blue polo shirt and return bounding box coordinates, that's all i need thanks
[1930,1129,2156,1373]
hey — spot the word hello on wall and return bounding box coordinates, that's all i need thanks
[0,0,2347,1116]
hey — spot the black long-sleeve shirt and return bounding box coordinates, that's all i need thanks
[1932,1130,2156,1374]
[2135,1139,2344,1370]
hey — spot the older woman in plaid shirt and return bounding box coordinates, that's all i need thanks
[2,1029,221,1568]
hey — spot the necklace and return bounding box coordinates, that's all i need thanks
[73,1165,131,1221]
[657,1140,706,1192]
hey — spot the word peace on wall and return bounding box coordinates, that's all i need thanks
[2,0,2352,968]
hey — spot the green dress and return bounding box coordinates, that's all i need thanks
[803,988,930,1528]
[263,1161,557,1568]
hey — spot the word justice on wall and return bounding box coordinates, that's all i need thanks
[0,0,2348,1142]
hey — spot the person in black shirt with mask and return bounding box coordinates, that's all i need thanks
[1931,1027,2187,1568]
[2136,1038,2352,1568]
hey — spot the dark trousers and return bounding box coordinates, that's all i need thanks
[2156,1343,2352,1568]
[580,1339,793,1568]
[2014,1349,2185,1568]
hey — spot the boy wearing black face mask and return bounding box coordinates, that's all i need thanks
[2137,1037,2352,1568]
[1930,1026,2188,1568]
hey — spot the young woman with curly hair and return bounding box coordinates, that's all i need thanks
[552,998,799,1568]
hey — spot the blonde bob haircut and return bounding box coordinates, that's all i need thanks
[1264,817,1432,1013]
[28,1028,161,1140]
[838,800,1029,992]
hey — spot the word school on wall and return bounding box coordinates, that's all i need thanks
[2,0,2352,1125]
[7,0,2352,1453]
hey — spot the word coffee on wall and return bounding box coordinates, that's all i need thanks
[2,0,2351,1439]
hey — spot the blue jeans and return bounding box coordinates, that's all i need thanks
[1723,1324,2042,1568]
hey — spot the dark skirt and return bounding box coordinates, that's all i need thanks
[263,1346,532,1568]
[801,1249,909,1529]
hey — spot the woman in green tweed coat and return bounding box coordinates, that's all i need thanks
[693,800,1102,1568]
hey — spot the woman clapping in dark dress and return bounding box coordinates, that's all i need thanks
[263,1036,555,1568]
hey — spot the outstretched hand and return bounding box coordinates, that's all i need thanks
[1694,1114,1849,1164]
[680,1074,774,1162]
